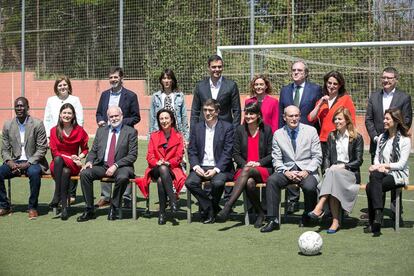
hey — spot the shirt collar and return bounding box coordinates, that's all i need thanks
[285,124,299,135]
[336,129,349,139]
[209,76,222,88]
[16,116,29,127]
[383,88,396,96]
[110,124,122,133]
[294,81,306,89]
[110,87,123,96]
[205,120,218,130]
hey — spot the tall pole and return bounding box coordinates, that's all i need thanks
[249,0,255,80]
[119,0,124,68]
[21,0,25,96]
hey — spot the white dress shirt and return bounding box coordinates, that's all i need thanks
[201,121,217,167]
[209,77,222,100]
[382,88,395,114]
[336,130,350,163]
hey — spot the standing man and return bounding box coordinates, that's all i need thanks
[186,99,234,224]
[365,67,412,219]
[261,105,322,232]
[77,106,138,221]
[0,97,48,219]
[278,60,323,214]
[190,54,241,204]
[95,66,140,208]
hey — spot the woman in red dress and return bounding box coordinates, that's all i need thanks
[216,102,273,227]
[49,103,89,220]
[136,109,186,225]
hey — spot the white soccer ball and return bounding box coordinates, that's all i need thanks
[298,231,323,256]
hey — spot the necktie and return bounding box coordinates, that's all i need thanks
[164,94,173,111]
[293,86,301,107]
[107,129,117,167]
[290,130,297,152]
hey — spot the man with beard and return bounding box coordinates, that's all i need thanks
[77,106,138,221]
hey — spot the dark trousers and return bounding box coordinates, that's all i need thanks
[366,171,398,224]
[185,167,227,215]
[265,172,318,220]
[0,162,42,210]
[80,165,133,211]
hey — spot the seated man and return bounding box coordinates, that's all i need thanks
[261,105,322,232]
[0,97,48,220]
[77,106,137,222]
[185,99,234,224]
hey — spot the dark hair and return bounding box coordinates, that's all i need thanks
[323,71,346,97]
[243,101,264,129]
[203,99,220,111]
[207,54,223,66]
[159,68,178,91]
[56,103,78,142]
[249,74,273,97]
[156,108,177,130]
[332,107,357,141]
[292,60,309,79]
[109,66,124,78]
[384,108,409,137]
[14,97,29,107]
[53,76,73,96]
[383,66,399,80]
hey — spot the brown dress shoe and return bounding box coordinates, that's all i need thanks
[28,209,38,220]
[0,208,12,216]
[95,199,111,209]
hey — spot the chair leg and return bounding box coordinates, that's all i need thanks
[395,188,402,232]
[278,189,282,227]
[145,188,150,216]
[7,178,11,205]
[242,190,249,226]
[187,189,192,223]
[284,188,288,220]
[132,180,137,220]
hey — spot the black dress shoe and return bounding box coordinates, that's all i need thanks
[158,213,166,225]
[108,208,119,221]
[260,220,280,232]
[77,211,96,222]
[170,202,178,214]
[203,216,215,224]
[61,207,69,221]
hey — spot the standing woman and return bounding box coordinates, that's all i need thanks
[44,76,84,203]
[308,71,356,155]
[136,109,186,225]
[365,108,411,236]
[216,102,273,228]
[308,107,363,233]
[49,103,89,220]
[149,68,189,142]
[245,75,279,133]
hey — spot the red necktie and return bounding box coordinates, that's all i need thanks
[107,129,117,167]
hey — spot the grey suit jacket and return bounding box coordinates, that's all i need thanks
[365,89,412,153]
[272,123,322,179]
[190,76,241,130]
[86,124,138,169]
[1,116,49,171]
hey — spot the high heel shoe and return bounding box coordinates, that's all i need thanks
[61,207,69,221]
[158,213,166,225]
[308,210,324,220]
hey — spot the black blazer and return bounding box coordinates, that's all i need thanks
[233,124,273,175]
[96,87,141,127]
[188,119,234,177]
[365,89,412,153]
[190,77,241,130]
[323,132,364,184]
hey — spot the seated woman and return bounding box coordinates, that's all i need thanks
[216,102,273,227]
[136,109,186,225]
[308,107,363,233]
[365,108,411,236]
[49,103,89,220]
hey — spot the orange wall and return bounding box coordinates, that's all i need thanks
[0,72,412,150]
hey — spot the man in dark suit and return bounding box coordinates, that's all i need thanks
[278,60,322,214]
[190,55,241,204]
[186,99,234,224]
[77,106,138,222]
[0,97,48,220]
[95,66,140,208]
[365,66,412,219]
[261,105,322,232]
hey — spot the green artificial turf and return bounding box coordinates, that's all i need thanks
[0,141,413,275]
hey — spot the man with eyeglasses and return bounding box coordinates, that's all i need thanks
[95,66,140,209]
[365,66,412,223]
[278,60,322,214]
[186,99,234,224]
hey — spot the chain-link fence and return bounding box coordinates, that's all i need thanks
[0,0,413,102]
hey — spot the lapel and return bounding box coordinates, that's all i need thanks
[283,126,296,157]
[213,120,222,153]
[203,78,213,100]
[294,124,305,156]
[115,125,126,155]
[10,119,21,153]
[118,87,126,110]
[388,89,400,109]
[101,127,110,155]
[216,77,226,101]
[288,83,295,105]
[24,117,34,144]
[199,123,206,158]
[376,91,384,117]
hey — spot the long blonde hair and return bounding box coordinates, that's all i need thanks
[332,107,358,141]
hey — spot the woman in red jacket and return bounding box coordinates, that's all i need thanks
[308,71,356,156]
[136,109,186,225]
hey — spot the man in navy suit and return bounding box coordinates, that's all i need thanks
[95,66,140,208]
[365,67,412,220]
[278,60,322,214]
[186,99,234,224]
